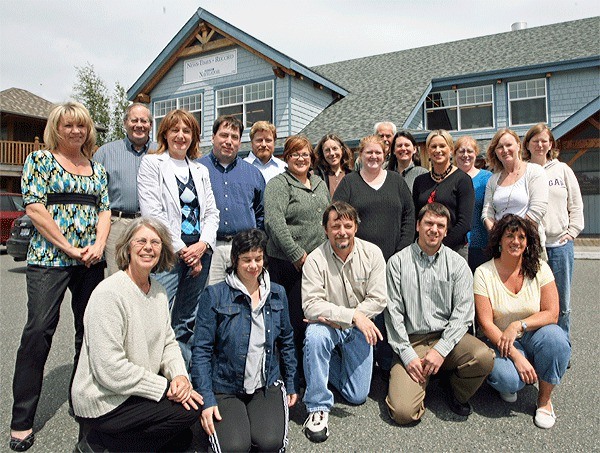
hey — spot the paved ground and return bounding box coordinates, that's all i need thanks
[1,252,599,452]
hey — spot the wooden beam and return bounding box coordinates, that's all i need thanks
[566,148,588,167]
[140,25,212,94]
[179,38,234,57]
[313,81,324,90]
[587,117,600,130]
[207,23,295,77]
[135,93,151,103]
[272,67,286,79]
[560,138,600,149]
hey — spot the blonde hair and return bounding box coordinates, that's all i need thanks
[250,121,277,141]
[44,102,97,158]
[358,135,386,155]
[486,128,522,172]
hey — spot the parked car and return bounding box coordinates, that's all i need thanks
[1,192,24,245]
[7,215,33,261]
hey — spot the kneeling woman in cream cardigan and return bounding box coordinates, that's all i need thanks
[71,217,203,452]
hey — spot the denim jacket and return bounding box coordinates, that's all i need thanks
[191,280,298,408]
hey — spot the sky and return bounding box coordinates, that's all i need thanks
[1,0,598,103]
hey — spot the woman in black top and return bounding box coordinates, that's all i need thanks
[413,129,474,259]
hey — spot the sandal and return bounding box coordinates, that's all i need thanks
[9,432,35,452]
[534,403,556,429]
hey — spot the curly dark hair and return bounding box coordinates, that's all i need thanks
[487,214,541,280]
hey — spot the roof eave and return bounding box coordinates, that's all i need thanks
[553,96,600,139]
[128,7,347,100]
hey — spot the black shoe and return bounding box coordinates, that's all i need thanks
[447,394,472,417]
[9,433,35,452]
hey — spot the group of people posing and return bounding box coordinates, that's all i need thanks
[8,101,583,452]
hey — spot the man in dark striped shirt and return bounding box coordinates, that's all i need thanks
[385,202,494,425]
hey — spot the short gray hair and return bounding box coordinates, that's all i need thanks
[115,217,176,273]
[123,102,153,123]
[374,121,397,135]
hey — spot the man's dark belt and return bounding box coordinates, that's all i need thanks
[47,193,97,206]
[217,234,235,242]
[111,209,141,219]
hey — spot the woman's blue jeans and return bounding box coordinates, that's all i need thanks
[487,324,571,394]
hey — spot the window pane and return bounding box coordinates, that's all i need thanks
[510,98,546,125]
[246,100,273,127]
[217,105,243,123]
[460,105,493,129]
[427,108,458,130]
[217,87,243,106]
[193,112,202,131]
[245,81,273,102]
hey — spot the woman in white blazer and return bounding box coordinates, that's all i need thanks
[138,109,219,367]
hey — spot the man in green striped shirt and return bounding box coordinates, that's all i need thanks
[385,202,494,425]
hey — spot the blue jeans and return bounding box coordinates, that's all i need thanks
[487,324,571,394]
[546,241,574,338]
[154,253,211,368]
[303,324,373,412]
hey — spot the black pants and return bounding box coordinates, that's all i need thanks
[208,383,289,453]
[268,256,305,377]
[79,395,200,452]
[11,263,105,430]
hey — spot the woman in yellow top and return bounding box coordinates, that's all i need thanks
[474,214,570,429]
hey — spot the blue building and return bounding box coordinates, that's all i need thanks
[129,9,599,233]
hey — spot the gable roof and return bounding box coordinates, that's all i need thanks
[0,87,56,119]
[128,7,347,101]
[302,16,600,144]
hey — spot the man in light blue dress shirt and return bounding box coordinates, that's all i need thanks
[243,121,286,183]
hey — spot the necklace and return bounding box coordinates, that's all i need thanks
[431,165,452,182]
[498,162,522,214]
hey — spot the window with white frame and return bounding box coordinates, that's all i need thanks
[508,78,547,126]
[216,80,273,127]
[154,94,202,133]
[426,85,494,131]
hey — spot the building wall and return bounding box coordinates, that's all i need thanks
[149,45,332,145]
[289,77,335,135]
[548,67,599,125]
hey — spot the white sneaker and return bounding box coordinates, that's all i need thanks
[499,391,518,403]
[303,411,329,443]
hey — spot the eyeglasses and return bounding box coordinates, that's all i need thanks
[290,152,311,159]
[131,238,162,248]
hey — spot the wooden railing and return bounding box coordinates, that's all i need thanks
[0,138,44,166]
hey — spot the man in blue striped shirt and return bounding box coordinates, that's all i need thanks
[93,103,156,275]
[385,202,494,425]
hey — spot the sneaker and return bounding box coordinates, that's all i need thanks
[499,391,518,403]
[302,411,329,443]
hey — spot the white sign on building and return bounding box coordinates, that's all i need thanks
[184,49,238,84]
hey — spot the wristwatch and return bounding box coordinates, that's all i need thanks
[517,321,528,338]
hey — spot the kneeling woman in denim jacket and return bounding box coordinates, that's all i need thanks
[191,229,298,452]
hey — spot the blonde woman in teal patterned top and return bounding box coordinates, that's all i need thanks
[9,102,110,452]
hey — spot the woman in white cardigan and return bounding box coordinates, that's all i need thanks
[482,128,548,250]
[137,109,219,367]
[71,217,203,452]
